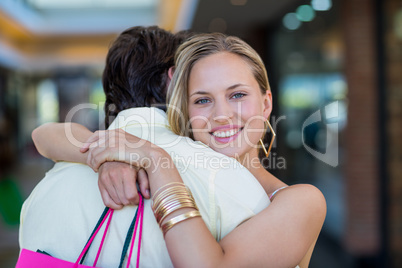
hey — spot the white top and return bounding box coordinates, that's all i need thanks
[20,107,270,267]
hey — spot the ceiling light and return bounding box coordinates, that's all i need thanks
[27,0,157,9]
[283,13,301,30]
[311,0,332,11]
[296,5,316,22]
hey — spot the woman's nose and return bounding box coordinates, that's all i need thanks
[212,100,234,123]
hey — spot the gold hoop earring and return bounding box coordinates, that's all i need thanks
[259,119,276,157]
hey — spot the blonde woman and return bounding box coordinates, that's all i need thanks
[84,33,326,267]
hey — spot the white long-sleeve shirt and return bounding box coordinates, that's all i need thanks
[19,107,270,267]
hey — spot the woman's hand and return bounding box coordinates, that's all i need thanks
[81,129,155,171]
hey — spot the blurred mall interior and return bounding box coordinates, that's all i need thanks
[0,0,401,267]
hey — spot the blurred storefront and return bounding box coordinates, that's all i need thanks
[270,1,351,267]
[191,0,401,267]
[0,0,401,267]
[269,0,401,267]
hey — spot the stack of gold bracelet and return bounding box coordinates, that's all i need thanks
[151,182,201,236]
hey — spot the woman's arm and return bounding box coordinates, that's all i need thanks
[86,129,327,268]
[32,122,92,163]
[32,124,150,208]
[162,184,325,268]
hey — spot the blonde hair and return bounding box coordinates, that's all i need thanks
[167,32,270,138]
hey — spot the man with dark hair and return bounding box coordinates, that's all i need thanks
[30,26,193,208]
[103,26,183,127]
[21,26,194,266]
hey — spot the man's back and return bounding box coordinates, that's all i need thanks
[20,107,270,267]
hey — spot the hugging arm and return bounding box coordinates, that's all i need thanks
[86,129,327,268]
[32,122,92,163]
[31,123,150,208]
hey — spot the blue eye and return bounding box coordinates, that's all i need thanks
[195,98,210,104]
[232,92,246,99]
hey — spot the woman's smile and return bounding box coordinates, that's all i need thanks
[210,125,244,143]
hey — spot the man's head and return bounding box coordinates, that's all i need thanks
[102,26,190,128]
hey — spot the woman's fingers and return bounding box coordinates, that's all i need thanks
[87,145,117,171]
[86,128,161,172]
[80,130,105,153]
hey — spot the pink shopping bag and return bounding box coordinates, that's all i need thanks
[16,194,144,268]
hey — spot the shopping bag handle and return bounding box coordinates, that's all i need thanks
[74,193,144,268]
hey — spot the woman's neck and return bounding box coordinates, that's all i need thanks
[237,150,260,171]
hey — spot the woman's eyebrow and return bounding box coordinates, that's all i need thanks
[189,91,209,97]
[227,83,247,90]
[190,84,247,97]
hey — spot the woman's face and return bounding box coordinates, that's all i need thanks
[188,52,272,160]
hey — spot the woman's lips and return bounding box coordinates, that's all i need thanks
[210,126,243,143]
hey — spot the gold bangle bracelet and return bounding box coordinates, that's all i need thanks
[156,199,197,224]
[152,187,196,212]
[152,187,189,210]
[156,199,193,217]
[152,182,186,200]
[152,188,184,208]
[161,210,201,237]
[158,203,199,226]
[153,192,191,214]
[151,183,199,227]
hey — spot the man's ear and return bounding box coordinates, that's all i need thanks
[168,67,175,80]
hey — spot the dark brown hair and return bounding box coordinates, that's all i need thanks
[103,26,192,128]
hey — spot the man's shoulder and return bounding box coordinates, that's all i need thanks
[28,162,96,197]
[48,161,87,172]
[106,107,254,174]
[109,107,168,130]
